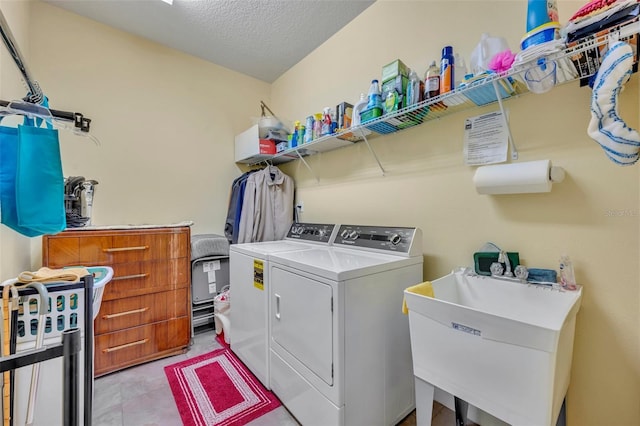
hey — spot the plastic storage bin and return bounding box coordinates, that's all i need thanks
[191,255,229,303]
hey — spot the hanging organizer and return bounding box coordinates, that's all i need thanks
[250,20,640,181]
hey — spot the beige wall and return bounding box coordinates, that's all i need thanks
[22,0,271,265]
[272,1,639,425]
[0,0,637,424]
[0,0,32,280]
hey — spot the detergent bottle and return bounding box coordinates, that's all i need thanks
[351,93,367,127]
[367,79,382,110]
[291,120,300,147]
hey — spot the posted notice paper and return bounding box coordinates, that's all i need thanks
[463,111,508,165]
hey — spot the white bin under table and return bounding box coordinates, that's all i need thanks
[404,271,582,426]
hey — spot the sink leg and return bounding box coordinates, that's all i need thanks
[414,377,435,426]
[556,397,567,426]
[454,396,469,426]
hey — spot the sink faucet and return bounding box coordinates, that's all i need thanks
[499,251,513,277]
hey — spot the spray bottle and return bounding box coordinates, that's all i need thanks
[351,93,367,127]
[313,113,323,139]
[406,68,421,107]
[321,107,332,136]
[440,46,455,94]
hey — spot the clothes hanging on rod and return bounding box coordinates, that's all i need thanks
[0,8,92,133]
[224,169,259,244]
[237,165,294,243]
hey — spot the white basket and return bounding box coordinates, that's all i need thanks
[3,266,113,344]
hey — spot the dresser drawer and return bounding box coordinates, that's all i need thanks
[96,288,188,335]
[103,258,189,301]
[43,228,189,267]
[95,316,190,376]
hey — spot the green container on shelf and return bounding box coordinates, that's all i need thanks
[360,106,383,123]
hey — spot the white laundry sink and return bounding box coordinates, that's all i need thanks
[404,269,582,426]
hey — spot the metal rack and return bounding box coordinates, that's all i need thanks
[254,20,640,180]
[0,275,94,426]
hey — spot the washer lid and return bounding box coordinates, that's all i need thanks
[269,247,422,281]
[230,241,312,257]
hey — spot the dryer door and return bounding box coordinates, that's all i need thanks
[271,266,333,385]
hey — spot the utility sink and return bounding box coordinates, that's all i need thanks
[404,269,582,426]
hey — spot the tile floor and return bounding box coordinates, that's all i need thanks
[92,329,462,426]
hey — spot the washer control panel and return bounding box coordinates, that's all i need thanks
[285,223,336,243]
[333,225,421,255]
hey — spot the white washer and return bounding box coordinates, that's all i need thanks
[229,223,337,389]
[268,225,424,426]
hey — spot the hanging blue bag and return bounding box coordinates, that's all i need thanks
[0,125,41,236]
[0,96,66,236]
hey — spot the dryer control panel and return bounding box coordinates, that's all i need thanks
[333,225,422,256]
[285,223,336,244]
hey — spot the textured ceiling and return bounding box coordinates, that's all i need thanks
[43,0,375,83]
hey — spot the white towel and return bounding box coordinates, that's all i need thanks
[588,40,640,165]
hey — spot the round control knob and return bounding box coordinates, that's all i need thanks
[490,262,504,276]
[348,230,359,240]
[389,233,402,245]
[317,229,326,237]
[295,226,304,235]
[340,229,349,239]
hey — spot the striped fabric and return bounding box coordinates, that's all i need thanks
[587,40,640,165]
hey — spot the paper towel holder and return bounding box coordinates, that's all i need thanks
[473,159,565,195]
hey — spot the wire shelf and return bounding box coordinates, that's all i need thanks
[253,19,639,168]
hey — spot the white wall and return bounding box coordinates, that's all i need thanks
[271,1,639,425]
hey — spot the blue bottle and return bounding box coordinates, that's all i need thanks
[367,79,382,110]
[440,46,455,94]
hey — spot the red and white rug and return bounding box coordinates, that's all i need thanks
[164,347,281,426]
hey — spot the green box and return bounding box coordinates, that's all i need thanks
[381,59,408,82]
[473,252,520,276]
[382,75,409,111]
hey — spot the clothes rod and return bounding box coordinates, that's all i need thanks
[0,99,91,132]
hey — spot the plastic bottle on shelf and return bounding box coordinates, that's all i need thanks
[291,120,300,147]
[454,53,468,88]
[440,46,455,94]
[321,107,332,136]
[304,115,314,143]
[351,93,367,127]
[406,68,421,107]
[424,60,440,99]
[313,113,323,139]
[367,79,382,109]
[384,90,398,114]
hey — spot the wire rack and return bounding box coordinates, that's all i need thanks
[257,19,639,167]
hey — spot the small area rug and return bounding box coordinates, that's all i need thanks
[164,345,281,426]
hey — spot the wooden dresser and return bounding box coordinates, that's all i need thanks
[42,225,191,377]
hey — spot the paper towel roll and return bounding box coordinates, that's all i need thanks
[473,159,564,194]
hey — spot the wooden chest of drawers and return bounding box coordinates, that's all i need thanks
[42,226,191,376]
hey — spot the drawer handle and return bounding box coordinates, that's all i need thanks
[103,246,149,253]
[102,338,149,353]
[111,273,148,281]
[102,307,149,320]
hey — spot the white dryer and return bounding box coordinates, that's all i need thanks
[229,222,337,388]
[268,225,424,426]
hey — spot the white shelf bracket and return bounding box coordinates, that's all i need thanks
[295,149,320,183]
[358,127,386,176]
[492,80,518,160]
